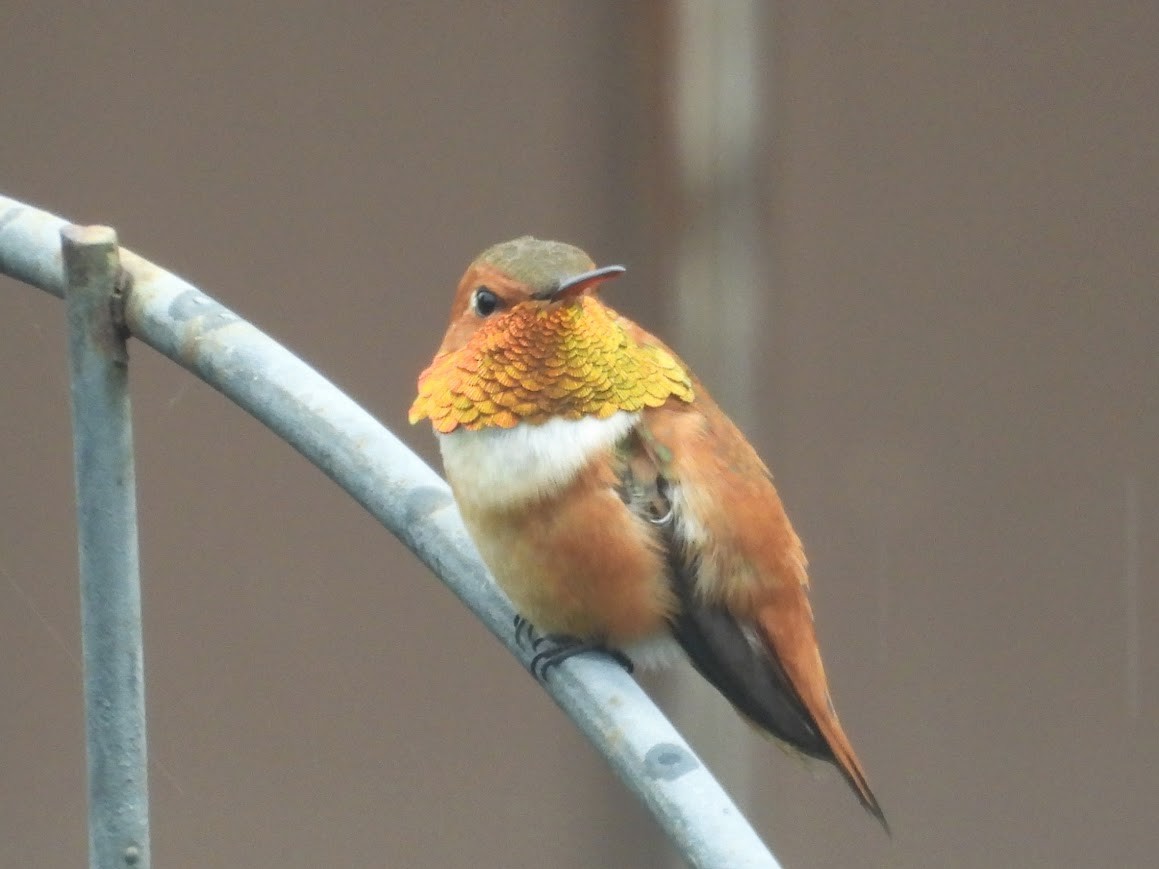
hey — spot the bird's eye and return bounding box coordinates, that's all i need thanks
[473,287,501,317]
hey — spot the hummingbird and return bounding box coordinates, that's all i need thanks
[409,236,886,828]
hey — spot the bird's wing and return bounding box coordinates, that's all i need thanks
[624,394,885,826]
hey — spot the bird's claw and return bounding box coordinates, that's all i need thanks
[513,614,538,648]
[513,615,634,677]
[527,632,634,679]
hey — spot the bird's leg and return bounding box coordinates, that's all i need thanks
[528,634,634,679]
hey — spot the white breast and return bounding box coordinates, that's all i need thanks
[437,411,639,509]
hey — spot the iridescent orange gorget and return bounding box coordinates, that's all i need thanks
[409,294,694,433]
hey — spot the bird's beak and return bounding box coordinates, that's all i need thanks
[549,265,627,301]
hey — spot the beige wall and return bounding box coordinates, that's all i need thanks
[2,3,1156,867]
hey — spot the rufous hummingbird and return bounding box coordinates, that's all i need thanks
[409,236,886,828]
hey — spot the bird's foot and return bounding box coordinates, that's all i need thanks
[528,633,634,679]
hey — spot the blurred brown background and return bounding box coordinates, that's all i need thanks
[2,3,1157,867]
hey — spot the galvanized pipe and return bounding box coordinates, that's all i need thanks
[3,196,780,869]
[61,225,150,869]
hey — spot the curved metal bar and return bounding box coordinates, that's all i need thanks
[0,194,781,869]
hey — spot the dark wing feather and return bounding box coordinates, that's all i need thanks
[665,548,835,760]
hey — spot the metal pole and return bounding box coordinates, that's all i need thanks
[62,225,150,869]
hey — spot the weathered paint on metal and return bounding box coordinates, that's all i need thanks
[61,224,151,869]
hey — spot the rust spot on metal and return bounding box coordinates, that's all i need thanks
[167,289,239,331]
[109,267,132,365]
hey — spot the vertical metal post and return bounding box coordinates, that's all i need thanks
[665,0,767,819]
[62,225,150,869]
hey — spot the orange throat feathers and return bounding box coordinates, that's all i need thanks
[409,296,694,433]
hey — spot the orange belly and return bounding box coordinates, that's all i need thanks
[455,459,675,644]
